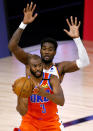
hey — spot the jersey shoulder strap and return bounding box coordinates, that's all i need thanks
[42,72,51,80]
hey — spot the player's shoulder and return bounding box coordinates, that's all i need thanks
[55,61,65,67]
[55,62,64,73]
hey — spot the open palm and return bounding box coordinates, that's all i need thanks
[23,2,38,24]
[64,16,81,38]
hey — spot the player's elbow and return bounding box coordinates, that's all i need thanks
[8,43,13,52]
[8,41,12,50]
[8,41,17,52]
[81,59,90,68]
[76,58,90,68]
[85,58,90,67]
[8,43,14,52]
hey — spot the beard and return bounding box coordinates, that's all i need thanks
[41,56,53,64]
[30,69,43,78]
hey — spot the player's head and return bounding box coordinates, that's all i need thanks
[28,55,43,78]
[40,37,58,64]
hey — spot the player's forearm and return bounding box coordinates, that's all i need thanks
[8,28,24,51]
[44,92,65,106]
[74,37,90,68]
[16,97,28,116]
[16,104,28,116]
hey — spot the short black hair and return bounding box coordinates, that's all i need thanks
[28,54,41,64]
[41,37,58,51]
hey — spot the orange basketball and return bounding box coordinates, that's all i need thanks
[12,77,34,98]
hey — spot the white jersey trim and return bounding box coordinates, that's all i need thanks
[43,65,59,78]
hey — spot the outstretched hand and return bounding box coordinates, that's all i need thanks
[64,16,81,38]
[23,2,38,24]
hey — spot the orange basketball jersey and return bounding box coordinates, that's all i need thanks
[20,72,62,130]
[26,73,59,120]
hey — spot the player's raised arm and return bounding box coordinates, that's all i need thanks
[57,16,90,74]
[8,2,38,65]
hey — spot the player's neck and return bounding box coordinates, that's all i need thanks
[43,62,54,70]
[31,73,43,84]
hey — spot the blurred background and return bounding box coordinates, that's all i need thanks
[0,0,93,58]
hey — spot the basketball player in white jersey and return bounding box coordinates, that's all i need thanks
[8,2,90,129]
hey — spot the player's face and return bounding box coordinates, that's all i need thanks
[40,42,56,64]
[29,58,43,78]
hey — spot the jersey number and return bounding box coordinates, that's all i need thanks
[40,104,46,113]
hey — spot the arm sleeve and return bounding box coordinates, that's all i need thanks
[73,37,90,68]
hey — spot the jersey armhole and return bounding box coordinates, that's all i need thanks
[55,65,60,77]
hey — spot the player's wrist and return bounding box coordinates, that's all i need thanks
[73,37,80,41]
[19,22,27,30]
[73,37,82,45]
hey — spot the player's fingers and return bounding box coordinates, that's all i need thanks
[23,8,26,13]
[32,4,36,14]
[26,3,29,11]
[66,18,71,27]
[63,29,69,34]
[33,13,38,20]
[30,2,33,10]
[70,16,74,25]
[33,87,39,94]
[23,8,26,15]
[75,17,77,25]
[78,21,81,28]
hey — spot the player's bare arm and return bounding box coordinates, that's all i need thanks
[56,16,89,74]
[8,2,38,65]
[16,96,28,116]
[50,75,65,106]
[35,75,65,106]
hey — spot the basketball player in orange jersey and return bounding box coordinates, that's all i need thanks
[8,1,90,130]
[15,54,65,131]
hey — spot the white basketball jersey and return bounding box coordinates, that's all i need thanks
[43,65,59,78]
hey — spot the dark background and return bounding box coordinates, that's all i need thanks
[4,0,84,48]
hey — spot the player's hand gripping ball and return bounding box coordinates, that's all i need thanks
[12,77,34,98]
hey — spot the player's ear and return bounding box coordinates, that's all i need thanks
[54,50,56,56]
